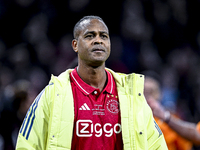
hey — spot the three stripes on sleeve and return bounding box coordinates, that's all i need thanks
[19,89,45,140]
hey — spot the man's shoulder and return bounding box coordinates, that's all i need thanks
[106,68,144,80]
[49,69,74,86]
[106,68,144,89]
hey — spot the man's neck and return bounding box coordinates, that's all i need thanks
[76,64,107,92]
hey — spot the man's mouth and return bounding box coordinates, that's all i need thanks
[92,46,105,52]
[92,49,105,52]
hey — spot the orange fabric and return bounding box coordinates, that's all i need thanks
[155,117,193,150]
[197,122,200,134]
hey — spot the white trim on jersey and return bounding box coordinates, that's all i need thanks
[107,71,113,93]
[71,71,89,95]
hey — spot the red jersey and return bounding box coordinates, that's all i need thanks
[70,68,123,150]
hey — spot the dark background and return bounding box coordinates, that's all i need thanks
[0,0,200,149]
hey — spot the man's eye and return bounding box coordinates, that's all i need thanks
[101,35,108,39]
[85,34,93,38]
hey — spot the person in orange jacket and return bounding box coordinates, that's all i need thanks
[143,70,197,150]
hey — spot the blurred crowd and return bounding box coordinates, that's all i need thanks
[0,0,200,149]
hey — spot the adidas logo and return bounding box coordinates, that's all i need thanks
[79,103,90,110]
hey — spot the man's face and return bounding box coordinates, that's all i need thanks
[72,19,111,67]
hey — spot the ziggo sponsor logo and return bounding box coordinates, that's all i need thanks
[76,120,121,137]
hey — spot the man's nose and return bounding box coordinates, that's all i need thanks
[93,36,103,45]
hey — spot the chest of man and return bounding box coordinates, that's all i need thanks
[70,69,123,150]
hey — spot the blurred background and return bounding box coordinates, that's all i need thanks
[0,0,200,149]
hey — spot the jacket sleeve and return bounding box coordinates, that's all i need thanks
[145,103,168,150]
[197,122,200,134]
[16,84,52,150]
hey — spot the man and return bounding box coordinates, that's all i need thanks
[143,70,200,149]
[16,16,167,149]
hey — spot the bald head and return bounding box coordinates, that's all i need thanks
[73,16,108,39]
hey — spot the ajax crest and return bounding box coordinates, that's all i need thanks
[106,99,119,114]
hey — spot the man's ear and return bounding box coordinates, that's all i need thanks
[72,39,78,53]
